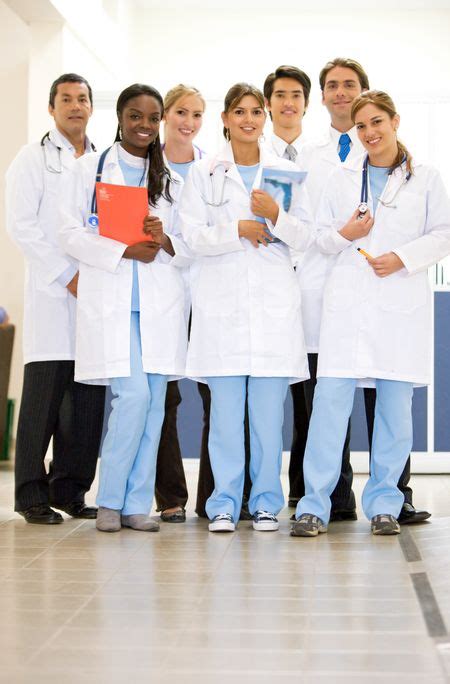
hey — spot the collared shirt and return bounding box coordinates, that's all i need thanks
[269,132,303,161]
[329,125,359,157]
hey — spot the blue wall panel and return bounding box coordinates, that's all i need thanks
[434,291,450,451]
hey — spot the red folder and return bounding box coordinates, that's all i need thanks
[96,182,152,246]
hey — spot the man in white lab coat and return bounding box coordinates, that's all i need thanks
[6,74,105,524]
[291,57,430,525]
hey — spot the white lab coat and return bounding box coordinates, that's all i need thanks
[296,126,365,351]
[178,142,314,381]
[316,157,450,386]
[59,142,191,384]
[5,129,92,363]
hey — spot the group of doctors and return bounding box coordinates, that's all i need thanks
[6,57,450,537]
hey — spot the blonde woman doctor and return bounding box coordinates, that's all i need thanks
[292,90,450,537]
[179,82,314,533]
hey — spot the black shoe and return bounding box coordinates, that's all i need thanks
[19,505,64,525]
[329,509,358,522]
[239,505,253,521]
[52,502,98,519]
[398,503,431,525]
[288,498,300,508]
[160,508,186,523]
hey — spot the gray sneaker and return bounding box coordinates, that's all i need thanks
[96,507,121,532]
[290,513,327,537]
[121,514,160,532]
[371,514,400,535]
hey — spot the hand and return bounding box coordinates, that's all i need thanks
[339,208,374,241]
[251,190,279,224]
[123,241,161,263]
[143,215,174,255]
[66,272,79,298]
[367,252,405,278]
[238,220,272,248]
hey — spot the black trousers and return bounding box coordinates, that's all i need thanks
[154,381,188,511]
[14,361,105,511]
[289,353,413,508]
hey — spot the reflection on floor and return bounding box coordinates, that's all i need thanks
[0,462,450,683]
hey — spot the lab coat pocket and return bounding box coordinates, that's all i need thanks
[263,264,299,318]
[195,258,237,316]
[379,271,427,314]
[142,262,185,315]
[324,265,358,312]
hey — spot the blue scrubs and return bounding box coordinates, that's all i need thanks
[296,377,413,522]
[96,147,168,514]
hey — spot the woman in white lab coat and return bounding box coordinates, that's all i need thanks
[179,82,314,533]
[60,84,190,533]
[292,90,450,537]
[155,84,206,524]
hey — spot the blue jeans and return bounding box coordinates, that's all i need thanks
[96,313,168,515]
[296,377,413,523]
[206,376,289,523]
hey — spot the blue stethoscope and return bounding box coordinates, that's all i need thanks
[88,146,111,228]
[358,154,412,217]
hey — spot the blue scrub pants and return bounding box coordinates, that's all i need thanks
[96,313,168,515]
[206,376,289,523]
[296,377,414,523]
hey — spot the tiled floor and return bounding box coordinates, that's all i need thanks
[1,461,450,683]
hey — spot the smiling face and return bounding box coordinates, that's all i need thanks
[266,77,306,133]
[48,81,92,138]
[221,94,266,145]
[118,94,162,157]
[164,93,204,146]
[354,102,400,165]
[322,66,362,129]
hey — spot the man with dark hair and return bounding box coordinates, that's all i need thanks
[289,57,430,525]
[264,65,311,162]
[6,73,105,524]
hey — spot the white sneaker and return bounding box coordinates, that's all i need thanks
[208,513,235,533]
[253,510,279,531]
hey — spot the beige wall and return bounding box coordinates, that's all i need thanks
[0,0,29,424]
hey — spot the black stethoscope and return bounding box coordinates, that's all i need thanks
[40,131,96,174]
[358,154,412,218]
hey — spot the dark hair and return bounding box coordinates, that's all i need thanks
[222,83,265,140]
[351,90,413,175]
[49,73,93,107]
[263,65,311,119]
[319,57,370,92]
[115,83,172,207]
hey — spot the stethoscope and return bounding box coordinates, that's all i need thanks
[40,131,96,174]
[202,161,231,207]
[358,154,411,218]
[40,132,63,174]
[88,146,111,228]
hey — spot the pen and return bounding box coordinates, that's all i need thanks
[357,247,373,260]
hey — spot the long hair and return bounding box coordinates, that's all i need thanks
[115,83,172,206]
[222,83,265,140]
[351,89,413,175]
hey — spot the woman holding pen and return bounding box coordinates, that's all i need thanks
[179,82,314,533]
[60,84,190,533]
[291,90,450,537]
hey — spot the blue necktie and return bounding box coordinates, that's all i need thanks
[338,133,351,162]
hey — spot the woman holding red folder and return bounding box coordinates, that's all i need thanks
[60,84,191,533]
